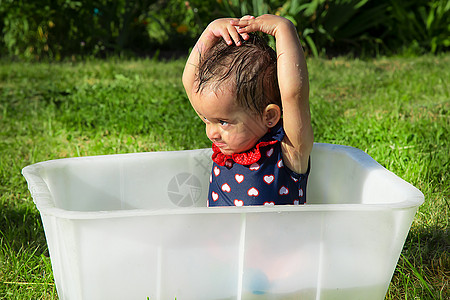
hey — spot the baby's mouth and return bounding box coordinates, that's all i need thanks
[214,142,234,155]
[213,141,227,148]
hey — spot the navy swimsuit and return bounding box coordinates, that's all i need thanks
[208,123,310,207]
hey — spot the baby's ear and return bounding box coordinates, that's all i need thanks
[264,104,281,127]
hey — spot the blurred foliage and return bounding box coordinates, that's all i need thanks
[0,0,448,60]
[387,0,450,54]
[0,0,159,59]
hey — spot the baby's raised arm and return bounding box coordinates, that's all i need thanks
[182,18,252,99]
[231,15,313,174]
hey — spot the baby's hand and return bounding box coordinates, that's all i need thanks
[182,15,255,100]
[230,14,293,38]
[204,16,254,47]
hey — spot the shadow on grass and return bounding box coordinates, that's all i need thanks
[0,205,49,257]
[389,225,449,299]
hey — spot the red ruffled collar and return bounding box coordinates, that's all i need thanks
[212,139,278,166]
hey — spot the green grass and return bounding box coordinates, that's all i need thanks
[1,55,448,299]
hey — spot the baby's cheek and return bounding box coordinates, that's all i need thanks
[221,127,234,139]
[232,136,253,152]
[222,131,238,147]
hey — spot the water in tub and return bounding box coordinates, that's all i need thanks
[212,285,386,300]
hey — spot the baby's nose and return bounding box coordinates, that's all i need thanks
[206,123,221,141]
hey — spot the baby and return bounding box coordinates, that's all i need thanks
[183,14,313,206]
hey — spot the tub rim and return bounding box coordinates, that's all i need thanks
[26,200,424,221]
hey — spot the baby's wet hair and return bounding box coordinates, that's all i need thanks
[196,34,281,115]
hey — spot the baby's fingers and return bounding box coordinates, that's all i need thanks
[229,19,250,28]
[231,15,282,37]
[229,19,255,41]
[238,15,255,40]
[240,15,255,21]
[214,25,242,46]
[227,28,242,46]
[230,19,257,33]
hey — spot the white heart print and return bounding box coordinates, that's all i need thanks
[249,163,260,171]
[212,191,219,201]
[277,159,284,168]
[235,174,244,183]
[247,187,259,197]
[214,166,220,176]
[221,183,231,193]
[279,186,289,195]
[234,199,244,206]
[263,175,274,184]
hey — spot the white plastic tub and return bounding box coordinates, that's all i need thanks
[22,143,423,300]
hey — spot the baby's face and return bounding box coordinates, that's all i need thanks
[190,88,268,155]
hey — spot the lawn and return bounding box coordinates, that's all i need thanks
[0,54,448,299]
